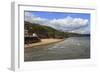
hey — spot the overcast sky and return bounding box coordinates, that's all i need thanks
[24,11,90,34]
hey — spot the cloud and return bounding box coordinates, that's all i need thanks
[25,12,48,24]
[49,16,89,30]
[24,12,90,34]
[70,25,90,34]
[24,12,35,22]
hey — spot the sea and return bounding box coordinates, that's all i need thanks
[24,36,90,61]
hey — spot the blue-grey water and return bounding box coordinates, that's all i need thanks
[24,36,90,61]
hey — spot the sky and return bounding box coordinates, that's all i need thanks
[24,11,90,34]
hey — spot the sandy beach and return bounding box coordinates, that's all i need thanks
[24,39,64,48]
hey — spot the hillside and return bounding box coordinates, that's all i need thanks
[24,21,90,39]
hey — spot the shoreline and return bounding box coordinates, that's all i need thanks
[24,38,64,48]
